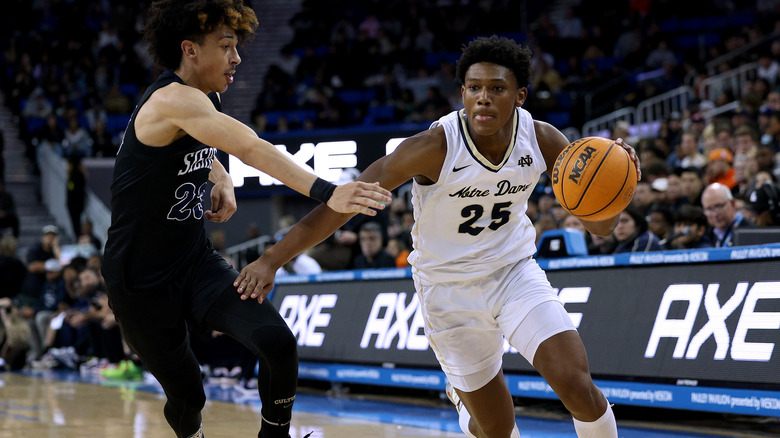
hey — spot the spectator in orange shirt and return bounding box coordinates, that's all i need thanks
[704,148,737,189]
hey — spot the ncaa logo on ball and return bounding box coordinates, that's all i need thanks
[569,146,598,185]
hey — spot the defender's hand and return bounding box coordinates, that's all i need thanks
[326,181,392,215]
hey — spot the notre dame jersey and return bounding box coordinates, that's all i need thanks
[102,71,220,289]
[408,108,546,285]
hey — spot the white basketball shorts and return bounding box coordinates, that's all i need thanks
[414,256,576,392]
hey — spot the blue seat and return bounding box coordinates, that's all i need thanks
[368,105,395,121]
[545,111,571,128]
[286,109,317,123]
[424,52,460,68]
[24,117,46,134]
[262,111,284,126]
[337,89,376,105]
[555,92,573,110]
[536,229,588,259]
[659,18,679,33]
[106,114,131,135]
[676,34,720,49]
[119,83,140,98]
[679,17,705,31]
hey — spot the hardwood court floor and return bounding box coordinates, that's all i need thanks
[1,370,778,438]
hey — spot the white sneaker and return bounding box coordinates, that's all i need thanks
[445,381,464,413]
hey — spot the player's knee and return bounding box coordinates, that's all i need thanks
[557,376,604,417]
[250,324,298,366]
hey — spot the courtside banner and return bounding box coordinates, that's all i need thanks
[272,247,780,388]
[272,278,440,367]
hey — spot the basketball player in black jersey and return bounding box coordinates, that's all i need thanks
[101,2,391,438]
[236,36,641,438]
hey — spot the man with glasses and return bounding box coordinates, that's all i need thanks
[701,182,754,247]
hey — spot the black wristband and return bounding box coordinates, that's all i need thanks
[309,177,337,204]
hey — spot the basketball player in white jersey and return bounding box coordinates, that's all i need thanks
[235,35,640,438]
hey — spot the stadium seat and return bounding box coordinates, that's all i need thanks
[106,114,131,135]
[119,83,140,98]
[366,105,395,123]
[545,111,571,128]
[24,117,46,135]
[536,229,588,259]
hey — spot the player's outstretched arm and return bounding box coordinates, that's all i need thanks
[159,84,392,213]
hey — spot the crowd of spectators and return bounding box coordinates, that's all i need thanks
[534,101,780,256]
[3,0,780,376]
[249,0,778,134]
[243,0,780,268]
[4,0,154,174]
[0,222,125,372]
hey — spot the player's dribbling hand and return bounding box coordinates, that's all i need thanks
[234,257,276,303]
[326,181,392,215]
[614,137,642,181]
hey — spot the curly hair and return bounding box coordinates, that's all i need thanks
[143,0,259,70]
[455,35,533,89]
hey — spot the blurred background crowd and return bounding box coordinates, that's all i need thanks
[1,0,780,376]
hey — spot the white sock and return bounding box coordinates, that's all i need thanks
[458,405,477,438]
[510,423,520,437]
[572,403,617,438]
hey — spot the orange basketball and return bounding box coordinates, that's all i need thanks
[551,136,637,221]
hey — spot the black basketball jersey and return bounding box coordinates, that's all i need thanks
[102,71,222,289]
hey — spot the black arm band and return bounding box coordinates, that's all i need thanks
[309,177,337,204]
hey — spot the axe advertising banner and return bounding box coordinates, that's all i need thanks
[272,258,780,388]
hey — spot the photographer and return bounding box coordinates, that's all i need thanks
[63,268,123,365]
[751,181,780,226]
[40,268,122,369]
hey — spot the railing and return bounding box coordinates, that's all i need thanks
[582,107,636,137]
[635,86,696,137]
[37,141,76,240]
[705,31,778,75]
[698,62,758,102]
[700,100,741,122]
[582,57,758,140]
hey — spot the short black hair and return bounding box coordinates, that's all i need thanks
[359,221,383,235]
[674,204,708,227]
[648,207,673,225]
[622,206,648,233]
[456,35,533,89]
[144,0,258,70]
[676,166,702,178]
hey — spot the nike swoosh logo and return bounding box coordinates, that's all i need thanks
[283,402,293,408]
[453,165,471,172]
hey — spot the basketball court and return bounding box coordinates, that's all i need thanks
[2,369,776,437]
